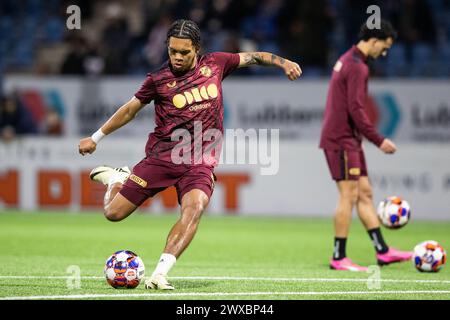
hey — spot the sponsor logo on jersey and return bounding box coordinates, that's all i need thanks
[167,81,177,88]
[172,83,218,109]
[189,102,211,112]
[200,66,212,77]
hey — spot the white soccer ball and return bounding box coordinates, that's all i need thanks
[377,196,411,229]
[413,240,447,272]
[104,250,145,289]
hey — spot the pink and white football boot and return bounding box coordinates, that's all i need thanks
[377,247,413,266]
[330,258,368,272]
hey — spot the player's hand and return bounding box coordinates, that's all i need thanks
[283,60,302,81]
[380,138,397,154]
[78,137,97,156]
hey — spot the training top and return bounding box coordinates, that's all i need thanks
[134,52,240,166]
[319,45,384,151]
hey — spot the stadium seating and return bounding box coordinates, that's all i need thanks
[0,0,449,77]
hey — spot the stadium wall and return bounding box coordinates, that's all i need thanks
[1,77,450,220]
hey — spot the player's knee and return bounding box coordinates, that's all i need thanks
[359,187,373,202]
[182,200,205,221]
[341,188,359,204]
[189,201,205,215]
[104,207,124,222]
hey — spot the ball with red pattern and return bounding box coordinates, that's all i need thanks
[413,240,447,272]
[104,250,145,289]
[377,196,411,229]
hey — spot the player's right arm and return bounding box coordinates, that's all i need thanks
[379,138,397,154]
[78,97,145,156]
[346,64,397,154]
[238,52,302,81]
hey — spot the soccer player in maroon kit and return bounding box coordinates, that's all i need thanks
[319,20,412,271]
[78,19,302,289]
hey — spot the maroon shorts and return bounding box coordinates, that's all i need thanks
[119,157,216,206]
[323,149,368,181]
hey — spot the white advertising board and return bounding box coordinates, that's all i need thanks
[1,138,449,220]
[4,77,450,143]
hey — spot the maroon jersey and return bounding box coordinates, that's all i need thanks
[319,46,384,151]
[134,52,240,166]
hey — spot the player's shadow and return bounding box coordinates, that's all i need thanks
[173,280,215,289]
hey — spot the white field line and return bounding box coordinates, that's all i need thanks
[1,275,450,284]
[2,290,450,300]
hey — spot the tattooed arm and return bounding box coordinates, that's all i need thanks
[238,52,302,81]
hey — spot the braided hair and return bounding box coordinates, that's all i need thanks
[166,19,201,49]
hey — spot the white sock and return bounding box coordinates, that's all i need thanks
[151,253,176,277]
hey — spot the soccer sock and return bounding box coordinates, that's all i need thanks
[152,253,177,277]
[333,237,347,260]
[368,228,389,254]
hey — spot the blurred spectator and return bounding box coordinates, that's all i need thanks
[389,0,437,46]
[60,34,89,75]
[144,14,172,70]
[0,94,38,142]
[60,33,104,75]
[204,0,236,33]
[211,0,252,32]
[242,0,282,46]
[100,3,131,74]
[186,0,208,27]
[279,0,333,73]
[1,0,450,77]
[387,0,437,76]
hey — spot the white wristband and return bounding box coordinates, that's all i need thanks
[91,129,106,144]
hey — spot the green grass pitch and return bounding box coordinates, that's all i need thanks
[0,211,449,300]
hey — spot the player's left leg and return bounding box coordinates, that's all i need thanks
[330,180,369,271]
[357,176,389,250]
[324,150,367,271]
[146,166,215,290]
[145,188,210,290]
[165,189,209,257]
[357,176,413,265]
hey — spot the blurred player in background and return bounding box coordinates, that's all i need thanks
[78,19,302,289]
[319,20,412,271]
